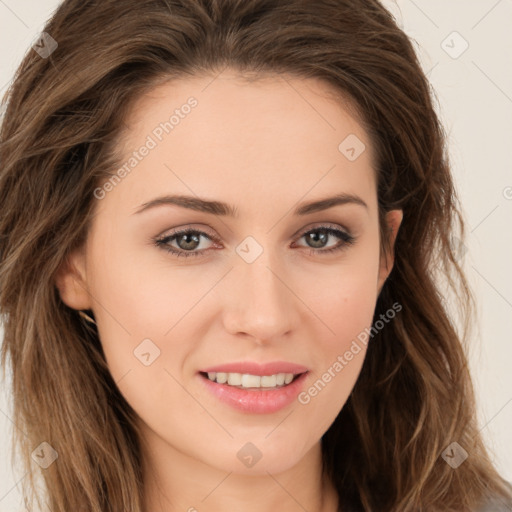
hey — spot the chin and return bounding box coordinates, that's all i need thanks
[199,435,312,476]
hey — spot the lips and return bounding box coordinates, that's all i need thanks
[197,361,310,413]
[198,370,309,414]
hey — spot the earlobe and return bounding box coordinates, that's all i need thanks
[54,246,92,311]
[377,209,403,294]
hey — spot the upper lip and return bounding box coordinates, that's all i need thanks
[199,361,309,376]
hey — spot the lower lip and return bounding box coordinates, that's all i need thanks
[198,372,309,414]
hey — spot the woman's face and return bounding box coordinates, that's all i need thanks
[57,71,401,476]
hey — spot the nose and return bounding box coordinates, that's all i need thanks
[221,252,300,344]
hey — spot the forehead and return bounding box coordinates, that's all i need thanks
[102,71,377,218]
[120,71,371,156]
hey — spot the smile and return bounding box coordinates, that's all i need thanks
[198,371,309,414]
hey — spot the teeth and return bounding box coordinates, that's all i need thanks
[242,374,261,387]
[260,375,276,387]
[215,372,227,384]
[227,373,242,386]
[205,372,299,388]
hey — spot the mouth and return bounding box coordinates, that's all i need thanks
[198,369,309,414]
[199,371,307,390]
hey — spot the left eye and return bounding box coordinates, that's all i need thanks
[154,225,356,259]
[293,226,355,254]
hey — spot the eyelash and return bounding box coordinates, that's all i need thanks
[154,224,356,259]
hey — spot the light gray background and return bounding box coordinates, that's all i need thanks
[0,1,511,510]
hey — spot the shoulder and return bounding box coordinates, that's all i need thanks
[476,481,512,512]
[476,499,512,512]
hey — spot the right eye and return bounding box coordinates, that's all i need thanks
[154,228,219,258]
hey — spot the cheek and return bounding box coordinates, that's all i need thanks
[306,245,381,347]
[87,257,193,428]
[299,243,380,413]
[296,281,376,434]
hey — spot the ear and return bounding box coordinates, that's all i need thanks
[54,245,92,311]
[377,209,403,295]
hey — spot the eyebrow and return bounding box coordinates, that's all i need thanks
[133,192,368,217]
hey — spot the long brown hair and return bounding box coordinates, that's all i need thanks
[1,1,510,511]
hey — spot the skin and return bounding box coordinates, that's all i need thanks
[55,70,402,512]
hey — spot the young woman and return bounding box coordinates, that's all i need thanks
[0,1,510,511]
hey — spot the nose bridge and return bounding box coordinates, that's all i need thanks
[222,246,297,341]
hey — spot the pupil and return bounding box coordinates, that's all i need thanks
[308,230,327,248]
[179,233,200,250]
